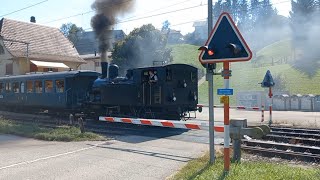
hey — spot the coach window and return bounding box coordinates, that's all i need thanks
[45,80,53,93]
[55,80,64,93]
[13,82,20,93]
[5,82,11,93]
[20,82,25,93]
[27,81,33,93]
[0,83,3,93]
[35,80,43,93]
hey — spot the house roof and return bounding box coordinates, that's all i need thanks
[75,30,125,55]
[0,18,85,63]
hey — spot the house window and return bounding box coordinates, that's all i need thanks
[55,80,64,93]
[0,45,4,54]
[27,81,33,93]
[35,80,42,93]
[45,80,53,93]
[44,68,58,72]
[6,63,13,75]
[30,63,38,72]
[12,82,20,93]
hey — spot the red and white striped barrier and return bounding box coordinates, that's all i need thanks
[198,104,261,111]
[235,106,260,110]
[99,116,224,132]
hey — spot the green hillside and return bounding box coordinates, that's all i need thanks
[170,41,320,105]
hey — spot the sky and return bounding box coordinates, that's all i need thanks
[0,0,292,35]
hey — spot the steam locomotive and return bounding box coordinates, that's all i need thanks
[0,62,201,120]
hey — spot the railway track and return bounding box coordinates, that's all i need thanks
[242,126,320,163]
[0,111,208,143]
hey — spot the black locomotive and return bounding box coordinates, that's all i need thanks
[87,63,199,120]
[0,63,201,120]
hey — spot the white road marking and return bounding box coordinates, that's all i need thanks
[0,142,106,170]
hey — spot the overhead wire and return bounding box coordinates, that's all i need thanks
[0,0,49,18]
[3,0,291,44]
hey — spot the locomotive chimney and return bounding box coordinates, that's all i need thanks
[100,52,108,78]
[90,0,135,79]
[30,16,36,23]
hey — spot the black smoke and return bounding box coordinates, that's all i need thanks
[91,0,135,62]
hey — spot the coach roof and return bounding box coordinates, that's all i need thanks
[0,70,100,81]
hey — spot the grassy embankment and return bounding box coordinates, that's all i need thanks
[170,152,320,180]
[0,119,104,141]
[170,40,320,105]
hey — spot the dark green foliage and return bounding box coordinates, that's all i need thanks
[0,120,104,141]
[112,24,173,74]
[60,23,84,45]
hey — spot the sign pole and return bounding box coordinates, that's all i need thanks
[268,87,273,126]
[223,62,230,172]
[207,0,215,164]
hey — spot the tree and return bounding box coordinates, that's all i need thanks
[161,20,170,32]
[272,74,286,92]
[112,24,173,74]
[290,0,319,76]
[60,23,84,45]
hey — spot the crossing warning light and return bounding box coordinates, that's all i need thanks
[199,12,252,64]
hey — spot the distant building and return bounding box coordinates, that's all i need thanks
[75,30,125,72]
[193,21,208,41]
[162,29,183,44]
[0,17,85,76]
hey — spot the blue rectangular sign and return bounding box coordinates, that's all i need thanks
[217,89,233,95]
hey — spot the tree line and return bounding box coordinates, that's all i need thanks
[59,0,320,76]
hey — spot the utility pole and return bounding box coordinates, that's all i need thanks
[207,0,215,164]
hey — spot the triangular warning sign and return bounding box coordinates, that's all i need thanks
[261,70,275,88]
[199,12,252,64]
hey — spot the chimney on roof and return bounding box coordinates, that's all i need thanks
[30,16,36,23]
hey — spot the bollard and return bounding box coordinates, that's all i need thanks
[69,114,75,125]
[230,118,267,163]
[78,116,85,134]
[230,118,247,163]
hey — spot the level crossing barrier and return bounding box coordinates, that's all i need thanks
[99,116,225,132]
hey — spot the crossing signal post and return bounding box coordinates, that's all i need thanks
[261,70,275,126]
[198,12,252,173]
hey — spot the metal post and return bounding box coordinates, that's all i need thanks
[223,62,230,172]
[268,87,273,126]
[207,69,215,164]
[207,0,215,164]
[261,104,265,122]
[208,0,213,35]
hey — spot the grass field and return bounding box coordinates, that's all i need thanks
[0,119,105,141]
[170,152,320,180]
[170,41,320,105]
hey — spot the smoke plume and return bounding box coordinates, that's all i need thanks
[91,0,135,62]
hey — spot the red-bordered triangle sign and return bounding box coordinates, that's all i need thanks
[199,12,252,64]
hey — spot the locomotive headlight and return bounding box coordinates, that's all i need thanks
[173,96,177,102]
[183,82,187,88]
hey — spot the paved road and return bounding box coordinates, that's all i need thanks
[1,108,318,179]
[0,134,209,180]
